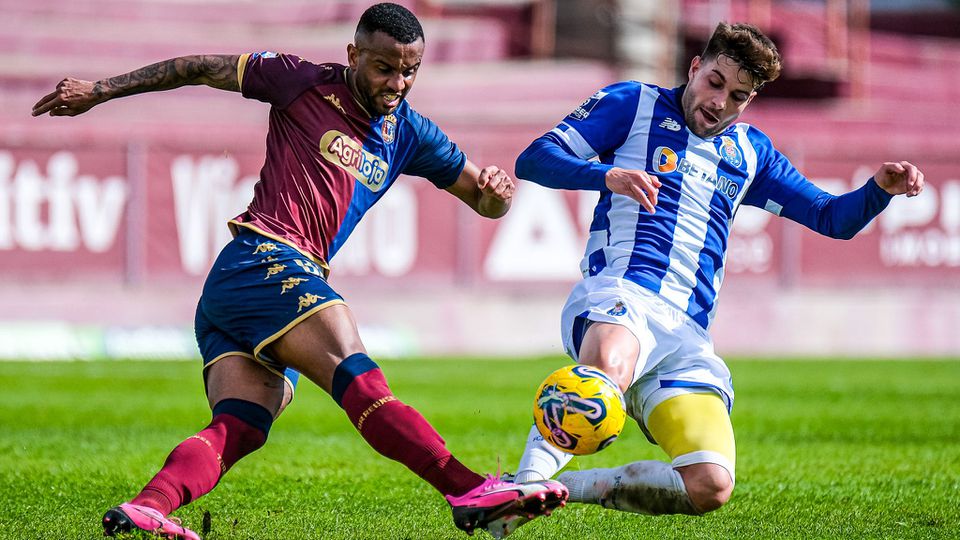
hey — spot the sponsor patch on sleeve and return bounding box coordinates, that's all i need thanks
[570,90,608,120]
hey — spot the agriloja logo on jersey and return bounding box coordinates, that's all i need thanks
[570,91,608,120]
[319,130,389,192]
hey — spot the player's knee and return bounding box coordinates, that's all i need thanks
[213,398,274,449]
[681,464,733,513]
[275,384,294,418]
[688,480,732,513]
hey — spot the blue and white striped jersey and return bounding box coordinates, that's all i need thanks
[516,81,892,329]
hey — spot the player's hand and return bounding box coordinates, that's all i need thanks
[32,78,103,117]
[605,167,661,213]
[874,161,924,198]
[477,165,516,204]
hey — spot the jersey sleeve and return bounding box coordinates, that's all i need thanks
[400,109,466,189]
[515,133,613,190]
[514,82,641,190]
[238,52,325,109]
[742,126,893,240]
[547,81,642,160]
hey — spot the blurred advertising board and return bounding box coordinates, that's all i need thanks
[0,142,955,287]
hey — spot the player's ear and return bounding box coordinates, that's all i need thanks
[688,56,702,80]
[347,43,359,70]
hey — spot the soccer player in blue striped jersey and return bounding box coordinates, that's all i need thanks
[486,22,924,537]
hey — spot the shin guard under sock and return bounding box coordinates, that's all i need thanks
[131,399,272,514]
[332,353,482,496]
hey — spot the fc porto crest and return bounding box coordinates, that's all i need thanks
[719,136,743,167]
[381,114,397,144]
[606,301,627,317]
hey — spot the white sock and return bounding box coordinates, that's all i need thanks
[557,460,699,515]
[513,424,574,483]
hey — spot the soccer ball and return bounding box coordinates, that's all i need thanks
[533,364,626,455]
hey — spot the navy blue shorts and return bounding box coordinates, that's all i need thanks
[195,227,345,391]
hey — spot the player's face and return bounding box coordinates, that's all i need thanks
[681,55,757,138]
[347,31,424,116]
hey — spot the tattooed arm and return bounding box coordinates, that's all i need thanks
[32,55,241,117]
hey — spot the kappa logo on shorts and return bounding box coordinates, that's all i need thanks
[297,293,326,312]
[606,301,627,317]
[264,263,286,279]
[280,276,308,294]
[253,242,278,254]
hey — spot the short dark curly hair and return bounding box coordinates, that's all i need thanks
[356,3,424,44]
[702,22,782,90]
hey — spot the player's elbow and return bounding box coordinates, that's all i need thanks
[830,227,859,241]
[514,135,555,180]
[816,216,862,240]
[514,144,537,181]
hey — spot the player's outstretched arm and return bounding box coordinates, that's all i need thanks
[32,55,241,117]
[757,159,926,240]
[516,135,660,213]
[445,160,515,219]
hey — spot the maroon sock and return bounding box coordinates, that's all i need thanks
[333,354,483,497]
[131,405,269,514]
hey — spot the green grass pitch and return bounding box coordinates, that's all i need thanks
[1,357,958,539]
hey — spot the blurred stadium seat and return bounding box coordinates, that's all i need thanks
[1,0,957,359]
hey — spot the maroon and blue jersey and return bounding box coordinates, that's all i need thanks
[193,52,465,386]
[231,52,466,273]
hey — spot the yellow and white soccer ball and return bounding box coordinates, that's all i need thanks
[533,364,626,455]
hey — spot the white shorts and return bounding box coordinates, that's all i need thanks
[560,276,734,434]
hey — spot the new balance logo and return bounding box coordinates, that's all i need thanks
[659,118,682,131]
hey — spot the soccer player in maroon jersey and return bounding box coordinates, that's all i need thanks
[32,3,567,538]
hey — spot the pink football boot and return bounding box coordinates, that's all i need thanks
[446,475,567,535]
[102,502,200,540]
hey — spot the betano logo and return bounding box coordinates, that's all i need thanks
[652,146,740,199]
[653,146,679,173]
[320,131,389,192]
